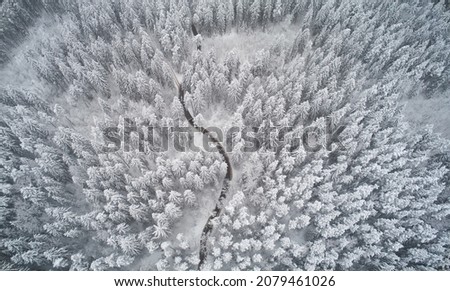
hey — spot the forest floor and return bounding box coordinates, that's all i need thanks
[403,96,450,139]
[203,18,298,62]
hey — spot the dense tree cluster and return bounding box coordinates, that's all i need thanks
[1,0,449,270]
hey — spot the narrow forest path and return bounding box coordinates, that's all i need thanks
[170,25,233,270]
[175,81,233,270]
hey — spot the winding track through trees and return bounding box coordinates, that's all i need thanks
[170,25,233,269]
[176,81,232,270]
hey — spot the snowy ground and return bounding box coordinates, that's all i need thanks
[203,19,298,62]
[403,96,450,139]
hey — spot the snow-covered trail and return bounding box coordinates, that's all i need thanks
[174,70,233,270]
[170,26,234,269]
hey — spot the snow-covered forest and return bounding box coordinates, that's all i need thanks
[1,0,450,271]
